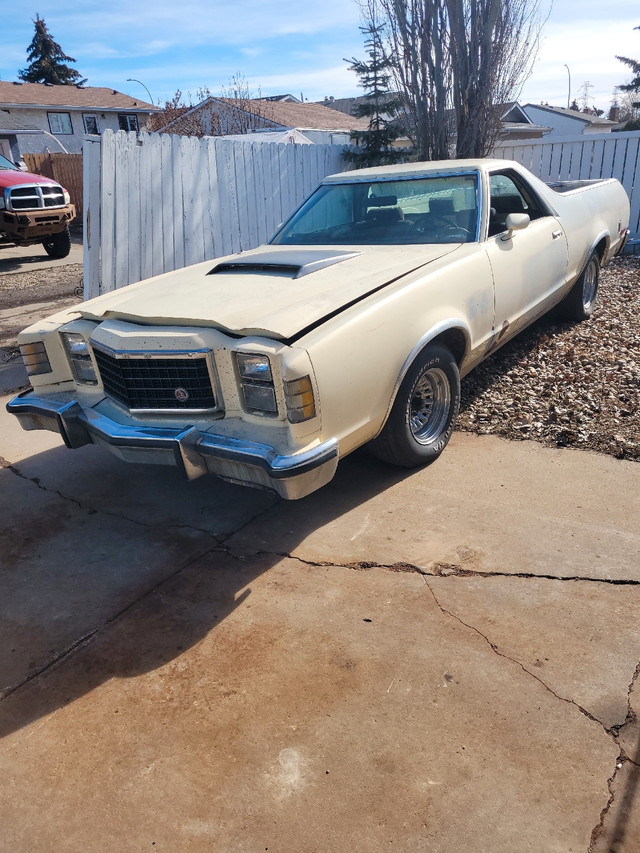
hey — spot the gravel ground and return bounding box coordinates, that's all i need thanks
[458,255,639,461]
[1,256,638,462]
[0,264,83,351]
[0,263,83,310]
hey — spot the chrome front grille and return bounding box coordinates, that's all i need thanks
[8,183,66,211]
[93,348,217,412]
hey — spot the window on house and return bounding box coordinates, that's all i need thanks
[118,114,139,132]
[48,112,73,134]
[83,114,99,134]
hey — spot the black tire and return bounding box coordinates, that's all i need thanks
[369,344,461,468]
[42,226,71,259]
[559,251,600,321]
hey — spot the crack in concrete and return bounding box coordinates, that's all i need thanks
[421,575,610,731]
[0,464,278,702]
[0,538,224,703]
[3,457,277,543]
[5,460,640,846]
[254,553,640,587]
[428,561,640,586]
[589,764,620,852]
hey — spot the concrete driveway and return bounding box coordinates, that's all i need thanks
[1,397,639,852]
[0,231,83,273]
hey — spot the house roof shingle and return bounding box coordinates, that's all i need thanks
[228,98,370,131]
[523,103,616,127]
[0,81,157,112]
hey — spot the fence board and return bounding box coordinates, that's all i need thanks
[24,152,83,215]
[99,133,116,297]
[495,130,640,244]
[83,139,101,300]
[205,139,223,259]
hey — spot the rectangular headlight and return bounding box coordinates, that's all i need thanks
[19,341,52,376]
[61,332,98,385]
[242,383,278,413]
[235,352,278,416]
[236,353,273,382]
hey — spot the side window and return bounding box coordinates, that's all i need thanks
[48,112,73,134]
[488,171,548,237]
[83,114,99,134]
[118,114,139,132]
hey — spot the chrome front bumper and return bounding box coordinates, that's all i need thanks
[6,391,339,500]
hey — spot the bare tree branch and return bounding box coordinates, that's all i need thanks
[370,0,545,159]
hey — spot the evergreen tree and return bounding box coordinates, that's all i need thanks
[616,26,640,111]
[344,21,404,168]
[19,16,87,86]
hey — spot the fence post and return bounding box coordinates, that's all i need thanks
[83,136,102,299]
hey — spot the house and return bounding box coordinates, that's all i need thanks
[319,94,413,149]
[0,81,158,159]
[155,97,370,145]
[498,103,550,141]
[320,96,549,147]
[522,104,617,137]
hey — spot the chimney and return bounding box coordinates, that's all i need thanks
[608,105,620,123]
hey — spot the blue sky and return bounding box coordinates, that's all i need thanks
[1,1,638,111]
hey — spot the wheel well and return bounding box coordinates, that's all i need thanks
[594,237,607,263]
[428,328,468,366]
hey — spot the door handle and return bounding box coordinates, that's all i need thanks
[552,230,563,239]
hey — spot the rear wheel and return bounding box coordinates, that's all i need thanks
[560,251,600,321]
[369,344,460,467]
[42,226,71,259]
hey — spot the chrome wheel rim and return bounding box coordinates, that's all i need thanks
[582,260,598,309]
[408,367,451,445]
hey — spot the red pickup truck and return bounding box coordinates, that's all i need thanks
[0,153,76,258]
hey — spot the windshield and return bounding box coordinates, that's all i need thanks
[0,153,18,171]
[271,173,479,246]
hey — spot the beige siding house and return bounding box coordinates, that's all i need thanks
[0,82,158,159]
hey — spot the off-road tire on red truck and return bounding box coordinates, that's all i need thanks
[42,226,71,259]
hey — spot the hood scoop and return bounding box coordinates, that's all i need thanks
[208,249,361,280]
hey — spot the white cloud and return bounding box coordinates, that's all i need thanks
[521,14,639,108]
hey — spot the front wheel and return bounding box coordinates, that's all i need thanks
[368,344,461,468]
[559,251,600,321]
[42,226,71,259]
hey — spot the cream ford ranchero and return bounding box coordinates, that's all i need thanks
[8,159,630,498]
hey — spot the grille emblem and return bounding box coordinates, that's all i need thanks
[174,387,190,402]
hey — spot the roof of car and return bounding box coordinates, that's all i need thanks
[323,159,513,182]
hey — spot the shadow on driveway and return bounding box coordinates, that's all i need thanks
[0,445,412,740]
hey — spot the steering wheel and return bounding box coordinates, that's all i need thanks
[414,215,471,241]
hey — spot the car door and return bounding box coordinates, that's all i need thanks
[483,171,568,345]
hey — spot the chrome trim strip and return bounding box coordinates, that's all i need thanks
[5,182,67,211]
[378,320,471,431]
[586,231,610,263]
[90,342,212,357]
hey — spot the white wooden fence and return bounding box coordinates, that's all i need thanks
[495,130,640,245]
[83,131,348,298]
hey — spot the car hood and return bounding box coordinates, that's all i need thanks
[77,244,461,340]
[0,170,63,188]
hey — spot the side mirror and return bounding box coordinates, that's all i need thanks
[501,213,530,241]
